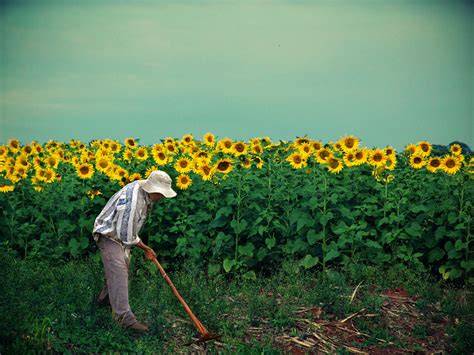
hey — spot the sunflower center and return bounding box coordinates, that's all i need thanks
[446,159,455,168]
[293,156,302,164]
[180,161,188,168]
[236,144,244,152]
[80,166,89,174]
[218,161,229,170]
[373,153,382,162]
[414,157,422,164]
[345,138,354,148]
[430,160,440,167]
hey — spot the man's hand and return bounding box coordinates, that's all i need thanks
[144,248,157,261]
[136,240,157,261]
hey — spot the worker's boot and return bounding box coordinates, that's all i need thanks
[127,321,149,332]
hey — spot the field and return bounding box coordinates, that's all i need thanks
[0,134,473,353]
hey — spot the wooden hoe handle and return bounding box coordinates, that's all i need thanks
[151,257,209,336]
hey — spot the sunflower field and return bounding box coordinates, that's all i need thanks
[0,134,472,282]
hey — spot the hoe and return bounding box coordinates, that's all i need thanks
[151,256,221,346]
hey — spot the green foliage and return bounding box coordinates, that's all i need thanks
[0,151,472,283]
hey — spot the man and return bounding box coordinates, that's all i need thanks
[92,170,177,332]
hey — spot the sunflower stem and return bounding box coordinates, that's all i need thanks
[322,173,328,272]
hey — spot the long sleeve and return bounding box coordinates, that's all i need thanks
[116,184,142,247]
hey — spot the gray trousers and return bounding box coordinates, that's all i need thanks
[96,235,137,326]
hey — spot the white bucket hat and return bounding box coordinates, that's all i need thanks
[138,170,177,198]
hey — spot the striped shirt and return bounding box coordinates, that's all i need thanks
[92,181,153,252]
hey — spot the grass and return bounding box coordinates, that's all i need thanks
[0,250,472,354]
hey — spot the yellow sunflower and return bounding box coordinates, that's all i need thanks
[449,144,462,156]
[76,163,94,179]
[241,157,252,169]
[152,151,169,166]
[122,149,135,162]
[44,169,56,184]
[232,142,248,157]
[404,143,417,155]
[253,156,264,169]
[21,145,33,156]
[165,142,178,155]
[95,157,111,173]
[339,135,360,153]
[203,132,215,147]
[286,152,307,169]
[197,163,214,181]
[145,165,158,178]
[0,184,15,193]
[217,138,234,154]
[298,143,313,156]
[124,137,137,149]
[353,148,368,165]
[8,138,21,152]
[440,155,462,175]
[0,145,7,157]
[409,154,426,169]
[314,148,333,165]
[367,149,387,168]
[214,158,233,174]
[181,134,194,145]
[343,152,357,167]
[45,154,60,169]
[135,147,149,161]
[251,143,263,155]
[128,172,142,182]
[385,154,397,171]
[174,157,192,173]
[426,157,442,173]
[327,157,343,174]
[176,174,192,190]
[294,137,311,146]
[417,141,432,157]
[311,141,323,152]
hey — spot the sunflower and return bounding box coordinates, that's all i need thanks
[294,137,311,146]
[298,143,313,157]
[426,157,442,173]
[327,157,343,174]
[0,145,7,157]
[87,190,102,199]
[153,151,169,166]
[449,144,462,156]
[409,154,426,169]
[417,141,432,157]
[241,157,252,169]
[110,141,121,153]
[251,143,263,155]
[122,149,134,162]
[95,157,111,173]
[128,172,142,182]
[8,138,20,152]
[21,145,33,156]
[14,165,28,179]
[214,158,233,174]
[314,148,333,165]
[16,154,30,168]
[135,147,149,161]
[124,137,137,149]
[440,155,462,175]
[203,132,215,147]
[152,143,164,153]
[353,148,367,165]
[44,169,56,184]
[253,156,264,169]
[197,163,214,181]
[165,142,178,155]
[144,165,157,178]
[76,163,94,179]
[164,137,176,145]
[385,146,396,156]
[0,184,15,193]
[174,157,192,173]
[311,141,323,152]
[176,174,192,190]
[232,142,248,157]
[340,135,360,153]
[404,143,417,155]
[217,138,234,153]
[343,152,357,167]
[286,152,307,169]
[181,134,194,145]
[33,186,44,192]
[385,154,397,171]
[367,149,387,168]
[45,154,60,169]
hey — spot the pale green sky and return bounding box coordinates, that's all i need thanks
[1,0,472,151]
